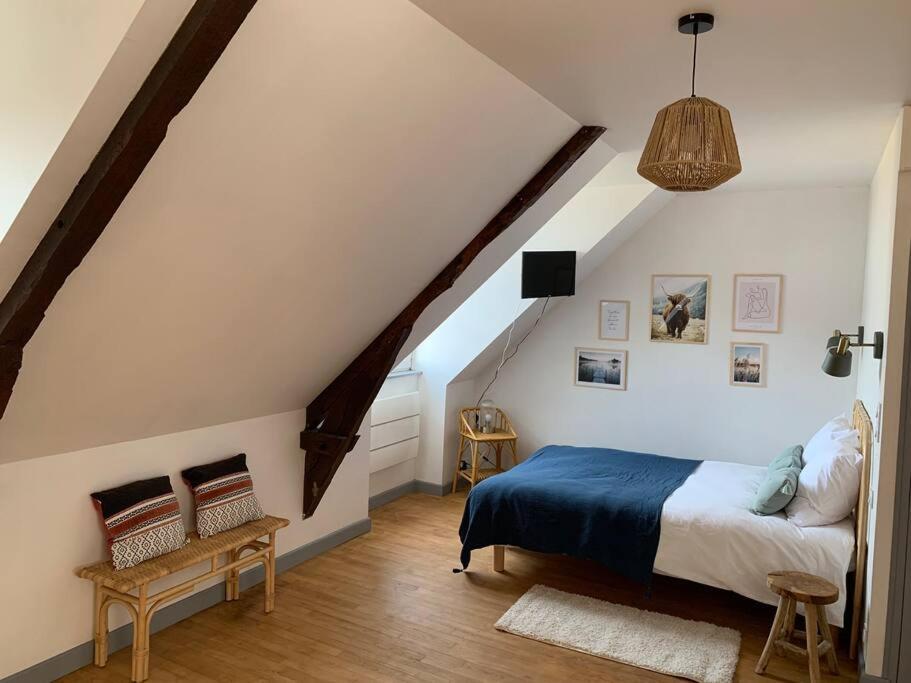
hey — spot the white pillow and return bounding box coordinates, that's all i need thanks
[802,415,858,466]
[786,420,862,527]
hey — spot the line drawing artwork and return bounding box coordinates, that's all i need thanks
[743,285,771,320]
[733,274,782,333]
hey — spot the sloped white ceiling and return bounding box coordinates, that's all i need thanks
[0,0,195,304]
[410,0,911,190]
[0,0,145,241]
[0,0,609,462]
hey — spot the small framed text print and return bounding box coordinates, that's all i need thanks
[733,274,782,333]
[599,300,630,341]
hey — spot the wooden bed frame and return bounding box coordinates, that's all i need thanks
[849,399,874,660]
[491,399,875,660]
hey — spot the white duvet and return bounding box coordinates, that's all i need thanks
[654,460,855,627]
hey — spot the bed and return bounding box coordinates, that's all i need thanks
[655,459,855,627]
[457,400,873,659]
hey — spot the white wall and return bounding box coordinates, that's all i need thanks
[858,107,910,677]
[439,378,477,487]
[474,187,868,466]
[415,178,668,486]
[0,409,369,679]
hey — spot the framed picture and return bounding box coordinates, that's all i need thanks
[733,274,783,333]
[575,348,627,391]
[730,342,766,387]
[599,300,630,341]
[650,274,711,344]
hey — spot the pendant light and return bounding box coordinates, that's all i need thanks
[637,13,742,192]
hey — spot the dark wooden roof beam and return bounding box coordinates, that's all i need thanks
[0,0,257,418]
[300,125,606,517]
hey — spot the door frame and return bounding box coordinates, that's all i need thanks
[882,242,911,682]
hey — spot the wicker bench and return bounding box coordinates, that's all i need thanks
[76,515,289,682]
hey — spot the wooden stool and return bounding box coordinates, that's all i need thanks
[451,407,518,492]
[756,570,840,683]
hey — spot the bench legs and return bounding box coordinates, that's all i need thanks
[224,533,276,612]
[93,583,108,667]
[133,585,150,683]
[265,531,276,613]
[90,533,278,682]
[225,548,240,601]
[93,586,146,681]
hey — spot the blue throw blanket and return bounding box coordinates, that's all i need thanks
[458,445,702,584]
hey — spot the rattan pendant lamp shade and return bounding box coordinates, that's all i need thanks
[638,13,741,192]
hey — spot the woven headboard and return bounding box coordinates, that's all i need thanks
[850,399,874,659]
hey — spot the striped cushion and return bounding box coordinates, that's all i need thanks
[91,476,189,570]
[182,454,265,538]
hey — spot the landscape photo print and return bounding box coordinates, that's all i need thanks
[730,342,766,387]
[650,274,711,344]
[575,348,627,390]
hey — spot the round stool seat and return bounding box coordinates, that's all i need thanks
[767,570,839,605]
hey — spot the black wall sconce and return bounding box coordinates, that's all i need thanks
[822,325,884,377]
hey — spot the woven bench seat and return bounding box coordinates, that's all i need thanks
[78,515,289,592]
[76,514,289,682]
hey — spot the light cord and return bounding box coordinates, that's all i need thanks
[476,296,550,406]
[691,28,698,97]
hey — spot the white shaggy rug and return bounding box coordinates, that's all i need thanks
[495,585,741,683]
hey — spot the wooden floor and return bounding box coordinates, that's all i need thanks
[65,492,858,682]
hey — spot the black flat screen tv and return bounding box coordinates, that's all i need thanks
[521,251,576,299]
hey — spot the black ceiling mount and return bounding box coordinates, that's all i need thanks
[678,13,714,35]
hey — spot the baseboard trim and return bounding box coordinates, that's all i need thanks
[2,517,372,683]
[415,480,448,497]
[368,479,447,510]
[369,480,418,509]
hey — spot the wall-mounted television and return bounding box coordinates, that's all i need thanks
[521,251,576,299]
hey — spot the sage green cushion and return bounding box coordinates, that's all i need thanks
[769,444,803,471]
[750,446,804,516]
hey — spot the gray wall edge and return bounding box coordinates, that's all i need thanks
[368,479,447,510]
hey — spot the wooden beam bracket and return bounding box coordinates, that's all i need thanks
[299,430,359,454]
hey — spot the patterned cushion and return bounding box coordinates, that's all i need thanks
[181,454,265,538]
[91,476,189,570]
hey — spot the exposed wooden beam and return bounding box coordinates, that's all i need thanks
[300,125,606,517]
[0,0,257,418]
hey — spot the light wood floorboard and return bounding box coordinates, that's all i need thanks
[63,492,858,682]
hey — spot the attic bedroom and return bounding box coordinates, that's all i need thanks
[1,2,910,682]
